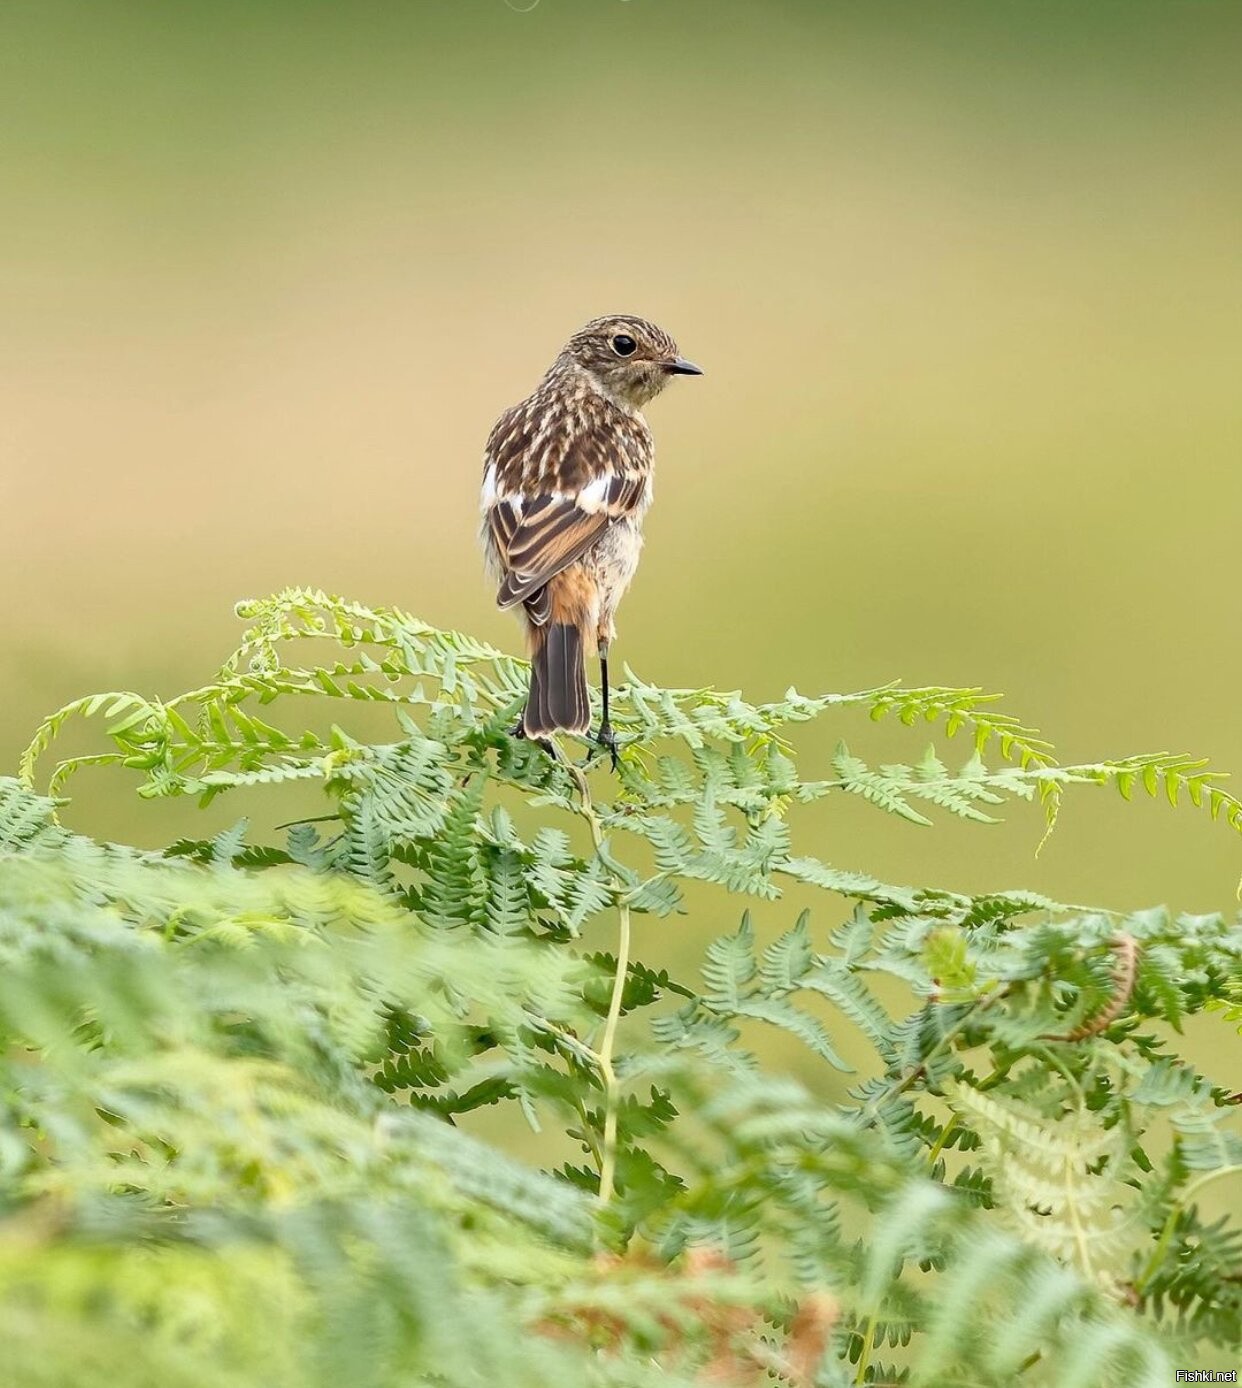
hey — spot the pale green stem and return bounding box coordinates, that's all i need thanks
[861,984,1005,1123]
[1135,1163,1242,1295]
[1032,1047,1092,1276]
[853,1313,877,1384]
[567,762,630,1206]
[926,1114,958,1171]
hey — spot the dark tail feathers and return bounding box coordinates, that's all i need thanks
[524,622,590,737]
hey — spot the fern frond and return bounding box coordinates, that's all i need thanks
[5,594,1242,1384]
[944,1082,1148,1277]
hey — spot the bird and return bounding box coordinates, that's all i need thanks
[480,315,702,764]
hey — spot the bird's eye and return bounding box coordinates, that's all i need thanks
[611,334,637,357]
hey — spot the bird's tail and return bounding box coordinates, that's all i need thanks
[525,621,590,737]
[523,574,592,738]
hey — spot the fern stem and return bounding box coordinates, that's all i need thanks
[925,1115,957,1170]
[596,900,631,1206]
[1176,1162,1242,1209]
[1134,1163,1242,1297]
[1063,1140,1094,1279]
[852,1313,877,1384]
[567,763,630,1207]
[1134,1202,1182,1300]
[1029,1047,1094,1276]
[862,987,1006,1121]
[1032,1045,1085,1109]
[532,1018,602,1070]
[570,1092,605,1172]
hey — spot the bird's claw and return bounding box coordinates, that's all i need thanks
[591,721,621,773]
[508,719,560,762]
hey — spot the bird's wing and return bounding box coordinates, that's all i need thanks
[489,472,648,611]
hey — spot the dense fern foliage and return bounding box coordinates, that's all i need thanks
[4,588,1240,1386]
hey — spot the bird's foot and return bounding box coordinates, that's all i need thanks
[590,721,621,774]
[508,719,560,762]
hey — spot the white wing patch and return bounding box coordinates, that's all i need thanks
[577,475,611,513]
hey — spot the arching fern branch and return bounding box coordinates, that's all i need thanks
[4,587,1242,1385]
[18,590,1242,865]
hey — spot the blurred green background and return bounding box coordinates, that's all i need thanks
[4,0,1242,921]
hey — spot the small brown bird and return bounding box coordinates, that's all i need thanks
[481,315,702,760]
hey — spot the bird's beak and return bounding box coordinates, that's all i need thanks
[665,356,704,376]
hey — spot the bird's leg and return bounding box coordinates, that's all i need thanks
[594,642,620,772]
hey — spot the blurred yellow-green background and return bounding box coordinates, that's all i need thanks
[4,0,1242,917]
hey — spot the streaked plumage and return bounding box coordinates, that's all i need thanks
[480,315,701,748]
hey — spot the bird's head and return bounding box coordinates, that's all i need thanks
[558,315,702,407]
